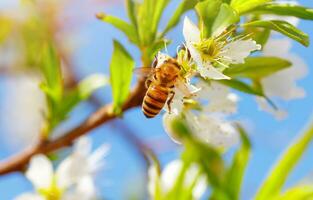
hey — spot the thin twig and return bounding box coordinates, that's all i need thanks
[0,79,146,175]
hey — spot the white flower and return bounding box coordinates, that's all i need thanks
[0,73,46,148]
[256,38,308,119]
[15,137,109,200]
[148,160,207,200]
[183,17,261,80]
[184,112,239,149]
[163,81,239,149]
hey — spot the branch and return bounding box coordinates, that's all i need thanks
[0,79,147,175]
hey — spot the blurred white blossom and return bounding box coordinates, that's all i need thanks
[15,137,109,200]
[183,17,261,80]
[256,38,308,120]
[148,160,207,200]
[0,73,46,148]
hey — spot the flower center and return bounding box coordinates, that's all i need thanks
[194,38,222,62]
[38,177,63,200]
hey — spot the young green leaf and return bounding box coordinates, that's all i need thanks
[110,40,135,114]
[242,20,309,47]
[40,43,63,104]
[161,0,199,37]
[59,74,109,122]
[250,3,313,20]
[230,0,271,14]
[195,0,222,37]
[211,3,240,37]
[151,0,170,39]
[97,13,139,44]
[255,123,313,200]
[274,185,313,200]
[126,0,138,28]
[224,124,251,200]
[224,57,292,79]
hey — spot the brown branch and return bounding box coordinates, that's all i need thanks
[0,79,147,175]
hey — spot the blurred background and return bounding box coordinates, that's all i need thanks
[0,0,313,199]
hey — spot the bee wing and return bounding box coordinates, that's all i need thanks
[133,67,156,78]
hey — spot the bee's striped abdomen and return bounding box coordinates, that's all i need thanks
[142,85,169,118]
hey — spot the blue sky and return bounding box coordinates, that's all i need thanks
[1,0,313,199]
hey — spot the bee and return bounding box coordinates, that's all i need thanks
[135,56,182,118]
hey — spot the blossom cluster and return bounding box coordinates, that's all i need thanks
[158,15,307,151]
[15,137,109,200]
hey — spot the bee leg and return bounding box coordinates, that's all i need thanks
[167,91,175,113]
[145,78,152,88]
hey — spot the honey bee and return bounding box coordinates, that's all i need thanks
[135,56,182,118]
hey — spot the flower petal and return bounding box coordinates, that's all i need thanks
[185,112,239,149]
[26,154,53,189]
[14,193,44,200]
[73,136,92,157]
[256,97,288,120]
[88,143,110,172]
[198,64,230,80]
[220,39,261,64]
[196,81,238,114]
[161,160,182,193]
[63,176,97,200]
[56,154,89,189]
[183,17,200,44]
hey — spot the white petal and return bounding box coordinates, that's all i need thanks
[26,154,53,189]
[195,81,238,114]
[56,154,89,189]
[220,39,261,64]
[183,17,201,44]
[63,176,97,200]
[193,176,207,199]
[73,137,92,157]
[185,112,239,149]
[14,193,44,200]
[148,164,159,197]
[198,64,230,80]
[156,52,171,68]
[256,97,288,120]
[262,39,308,100]
[184,163,207,199]
[263,38,292,56]
[88,143,110,172]
[161,160,183,193]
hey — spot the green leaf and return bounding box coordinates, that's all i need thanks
[242,20,309,47]
[274,185,313,200]
[137,0,169,45]
[211,3,240,37]
[151,0,170,39]
[97,13,139,44]
[252,28,271,47]
[59,74,109,123]
[110,40,135,114]
[161,0,200,37]
[255,123,313,200]
[195,0,222,37]
[126,0,138,28]
[224,124,251,200]
[250,3,313,20]
[224,57,291,79]
[230,0,271,14]
[218,79,263,96]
